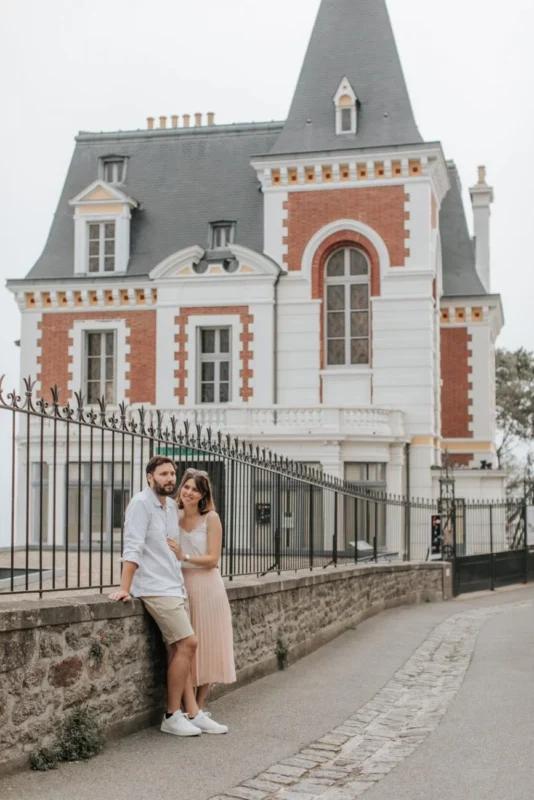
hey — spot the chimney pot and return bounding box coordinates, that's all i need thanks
[171,114,179,128]
[207,111,215,126]
[147,116,155,130]
[469,165,494,292]
[159,115,167,129]
[183,113,191,128]
[195,112,202,127]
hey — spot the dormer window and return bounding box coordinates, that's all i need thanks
[69,180,137,275]
[210,221,236,249]
[333,78,358,136]
[88,221,116,273]
[101,157,126,183]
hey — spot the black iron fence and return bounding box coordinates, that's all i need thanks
[0,377,531,597]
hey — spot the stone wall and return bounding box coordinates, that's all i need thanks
[0,562,449,773]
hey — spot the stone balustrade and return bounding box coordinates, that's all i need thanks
[157,405,405,440]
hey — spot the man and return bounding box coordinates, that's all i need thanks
[110,456,225,736]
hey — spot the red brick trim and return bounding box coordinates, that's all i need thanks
[174,306,254,405]
[36,311,156,404]
[286,186,407,271]
[440,327,473,439]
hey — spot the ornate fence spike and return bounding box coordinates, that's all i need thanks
[169,414,178,443]
[74,389,86,421]
[0,375,21,409]
[36,395,48,415]
[97,396,108,425]
[22,376,37,411]
[50,384,61,414]
[138,406,147,436]
[118,401,128,430]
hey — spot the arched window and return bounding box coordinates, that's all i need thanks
[325,247,369,366]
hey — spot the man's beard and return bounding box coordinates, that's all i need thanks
[153,480,176,497]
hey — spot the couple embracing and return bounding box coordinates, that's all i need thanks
[111,456,236,736]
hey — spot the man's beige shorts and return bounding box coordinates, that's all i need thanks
[141,596,194,645]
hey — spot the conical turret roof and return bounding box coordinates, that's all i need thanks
[271,0,422,155]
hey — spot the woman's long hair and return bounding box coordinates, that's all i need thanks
[176,468,216,515]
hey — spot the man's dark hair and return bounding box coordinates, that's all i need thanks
[145,456,177,476]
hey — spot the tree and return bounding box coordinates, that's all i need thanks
[495,347,534,469]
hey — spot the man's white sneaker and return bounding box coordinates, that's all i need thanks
[160,710,202,736]
[191,710,228,734]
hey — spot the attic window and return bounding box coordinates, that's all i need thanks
[210,221,236,249]
[333,78,358,136]
[341,108,352,132]
[102,157,126,183]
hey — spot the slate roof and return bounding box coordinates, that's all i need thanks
[23,0,487,300]
[26,123,283,280]
[440,163,486,297]
[270,0,422,155]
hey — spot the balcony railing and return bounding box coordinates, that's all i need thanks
[152,405,405,440]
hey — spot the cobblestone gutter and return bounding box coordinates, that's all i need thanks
[210,600,531,800]
[0,562,449,773]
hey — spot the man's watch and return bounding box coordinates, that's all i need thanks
[184,554,190,562]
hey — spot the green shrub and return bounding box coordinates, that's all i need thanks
[30,706,104,770]
[56,706,104,761]
[30,747,59,771]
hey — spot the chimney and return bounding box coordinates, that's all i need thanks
[183,113,191,128]
[194,112,202,127]
[469,165,494,292]
[146,116,155,130]
[171,114,179,128]
[159,115,167,129]
[207,111,215,126]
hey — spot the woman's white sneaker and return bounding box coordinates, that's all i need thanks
[191,710,228,734]
[161,710,202,736]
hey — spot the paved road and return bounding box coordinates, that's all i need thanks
[1,586,533,800]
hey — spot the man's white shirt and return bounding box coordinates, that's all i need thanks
[123,487,186,598]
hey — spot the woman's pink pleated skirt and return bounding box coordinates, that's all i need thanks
[183,568,236,686]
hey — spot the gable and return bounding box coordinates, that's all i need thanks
[69,179,137,207]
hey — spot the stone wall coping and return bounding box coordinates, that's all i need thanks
[0,562,446,634]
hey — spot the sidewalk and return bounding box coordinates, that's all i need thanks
[1,585,533,800]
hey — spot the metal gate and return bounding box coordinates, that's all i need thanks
[452,494,530,596]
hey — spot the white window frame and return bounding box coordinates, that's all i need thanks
[325,247,370,367]
[210,221,236,249]
[84,330,117,404]
[184,314,241,407]
[196,326,232,404]
[69,319,130,404]
[333,77,358,136]
[87,220,116,274]
[102,158,126,183]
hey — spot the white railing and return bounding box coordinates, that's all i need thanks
[159,405,405,440]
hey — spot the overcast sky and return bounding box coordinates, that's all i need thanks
[1,0,534,394]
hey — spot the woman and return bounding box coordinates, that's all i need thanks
[167,467,236,730]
